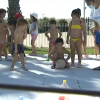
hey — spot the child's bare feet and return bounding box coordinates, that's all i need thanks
[22,67,28,71]
[84,54,88,58]
[65,62,71,68]
[71,63,74,67]
[77,63,82,68]
[51,65,55,69]
[10,67,14,71]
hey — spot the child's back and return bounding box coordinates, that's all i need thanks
[30,22,38,34]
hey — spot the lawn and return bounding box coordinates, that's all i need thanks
[7,46,95,55]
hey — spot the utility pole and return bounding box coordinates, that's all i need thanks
[83,0,85,18]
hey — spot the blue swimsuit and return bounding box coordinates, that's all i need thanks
[94,30,100,45]
[12,43,24,54]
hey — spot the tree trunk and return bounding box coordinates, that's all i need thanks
[7,0,21,20]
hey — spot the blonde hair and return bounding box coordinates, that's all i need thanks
[17,18,28,26]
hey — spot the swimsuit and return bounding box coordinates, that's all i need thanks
[0,40,6,44]
[50,40,55,45]
[71,38,82,42]
[94,30,100,45]
[70,21,82,42]
[12,43,24,54]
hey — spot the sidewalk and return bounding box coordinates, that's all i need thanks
[0,54,100,100]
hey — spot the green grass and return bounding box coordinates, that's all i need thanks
[7,45,96,55]
[7,46,95,55]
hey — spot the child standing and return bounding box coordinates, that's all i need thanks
[29,13,38,56]
[67,9,86,67]
[8,19,17,56]
[0,8,8,56]
[15,12,27,60]
[10,18,28,71]
[45,20,62,60]
[0,20,10,61]
[48,38,71,69]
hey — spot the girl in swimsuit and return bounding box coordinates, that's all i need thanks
[66,8,86,67]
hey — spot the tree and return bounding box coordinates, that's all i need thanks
[59,19,68,26]
[7,0,21,20]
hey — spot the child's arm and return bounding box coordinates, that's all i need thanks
[11,32,14,43]
[30,22,37,33]
[66,21,71,44]
[63,47,71,61]
[90,27,95,36]
[45,29,50,40]
[14,32,18,53]
[81,21,87,44]
[23,30,27,39]
[4,28,9,35]
[58,29,62,38]
[48,47,56,61]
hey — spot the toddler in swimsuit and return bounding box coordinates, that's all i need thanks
[67,8,86,67]
[45,20,62,61]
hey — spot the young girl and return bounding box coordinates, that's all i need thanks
[90,26,99,57]
[67,9,86,67]
[74,9,88,58]
[29,13,38,56]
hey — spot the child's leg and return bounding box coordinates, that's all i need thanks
[18,44,28,71]
[29,39,37,56]
[9,44,13,56]
[65,61,70,68]
[97,43,100,55]
[70,39,76,66]
[30,34,38,55]
[2,42,8,60]
[83,42,88,57]
[49,42,54,53]
[31,39,36,52]
[19,53,28,71]
[10,54,18,71]
[94,43,98,56]
[51,52,58,69]
[0,43,2,60]
[76,39,82,67]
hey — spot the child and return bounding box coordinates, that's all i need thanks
[0,8,8,56]
[15,13,24,20]
[10,18,28,71]
[0,20,10,61]
[8,19,17,56]
[45,20,62,60]
[29,13,38,56]
[15,12,27,60]
[48,38,71,69]
[66,9,86,67]
[90,26,99,57]
[81,18,88,58]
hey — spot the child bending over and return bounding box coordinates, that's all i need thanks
[48,38,71,69]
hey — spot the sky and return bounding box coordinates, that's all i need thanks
[0,0,91,19]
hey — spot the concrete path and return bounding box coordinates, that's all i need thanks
[0,54,100,100]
